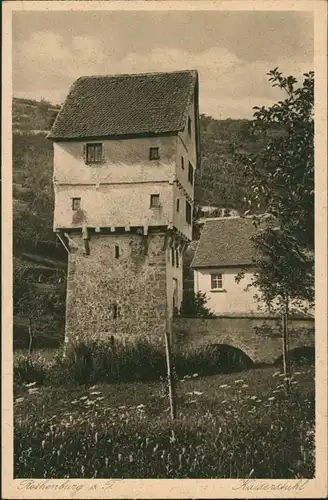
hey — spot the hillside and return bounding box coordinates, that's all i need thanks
[12,97,253,348]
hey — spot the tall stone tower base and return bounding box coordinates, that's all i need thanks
[64,231,182,350]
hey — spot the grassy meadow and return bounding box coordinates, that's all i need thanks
[14,346,315,479]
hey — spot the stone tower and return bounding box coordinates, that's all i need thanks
[48,70,200,349]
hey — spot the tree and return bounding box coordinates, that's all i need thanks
[180,291,215,318]
[236,69,314,380]
[13,259,65,354]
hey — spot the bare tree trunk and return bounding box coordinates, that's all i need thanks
[28,318,34,356]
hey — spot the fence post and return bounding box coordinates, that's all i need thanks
[165,318,177,420]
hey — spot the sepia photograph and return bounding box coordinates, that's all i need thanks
[2,1,327,497]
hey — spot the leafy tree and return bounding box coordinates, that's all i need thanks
[180,291,215,318]
[13,259,65,353]
[236,69,314,379]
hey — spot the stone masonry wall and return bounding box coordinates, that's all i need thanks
[65,232,168,348]
[173,316,315,364]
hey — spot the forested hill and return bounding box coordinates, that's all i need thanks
[12,97,253,348]
[196,115,251,210]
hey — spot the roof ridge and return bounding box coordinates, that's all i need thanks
[75,69,198,81]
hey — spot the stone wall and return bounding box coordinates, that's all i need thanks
[173,316,315,364]
[65,232,169,348]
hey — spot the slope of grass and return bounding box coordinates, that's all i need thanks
[14,364,315,479]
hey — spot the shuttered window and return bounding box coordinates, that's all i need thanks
[85,143,103,163]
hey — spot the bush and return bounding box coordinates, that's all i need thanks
[14,354,47,386]
[14,338,257,388]
[179,291,215,318]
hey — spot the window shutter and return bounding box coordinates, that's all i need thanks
[83,144,87,163]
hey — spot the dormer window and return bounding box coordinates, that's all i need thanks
[149,147,160,160]
[85,143,102,164]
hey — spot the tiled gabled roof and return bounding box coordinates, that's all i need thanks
[191,217,265,268]
[48,70,198,140]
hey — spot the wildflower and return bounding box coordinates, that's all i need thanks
[25,381,37,388]
[256,399,262,403]
[136,404,146,409]
[15,397,24,404]
[90,391,101,396]
[129,454,134,462]
[192,373,199,378]
[71,400,78,404]
[250,396,257,400]
[242,384,249,388]
[221,400,227,404]
[119,405,126,409]
[268,397,275,401]
[188,400,197,404]
[234,379,244,384]
[28,387,39,394]
[193,391,203,396]
[291,381,298,385]
[41,440,46,449]
[96,396,105,401]
[80,396,88,401]
[105,457,109,467]
[219,384,228,389]
[170,430,176,444]
[294,372,301,375]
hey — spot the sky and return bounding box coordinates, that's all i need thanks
[12,10,314,119]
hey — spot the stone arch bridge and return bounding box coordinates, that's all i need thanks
[173,316,315,364]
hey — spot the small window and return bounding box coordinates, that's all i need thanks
[188,162,194,185]
[181,156,185,169]
[72,197,81,210]
[86,143,102,163]
[175,249,179,268]
[211,274,223,290]
[176,198,180,212]
[112,303,121,319]
[171,247,175,266]
[188,117,192,135]
[115,245,120,258]
[149,147,160,160]
[150,194,160,208]
[186,200,192,225]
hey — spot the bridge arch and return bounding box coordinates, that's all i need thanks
[204,343,254,373]
[274,345,315,366]
[173,316,314,365]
